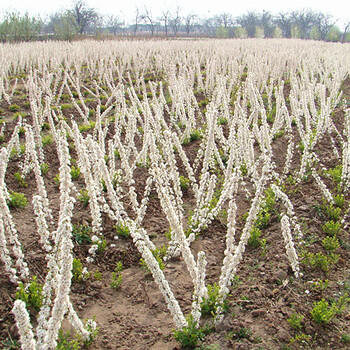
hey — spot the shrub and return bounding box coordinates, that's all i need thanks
[248,227,263,248]
[200,283,229,317]
[14,172,28,187]
[190,129,202,142]
[70,165,81,180]
[16,276,43,311]
[287,312,304,330]
[110,262,123,289]
[301,251,339,272]
[9,104,20,112]
[42,135,53,147]
[179,175,190,190]
[173,315,205,348]
[140,245,167,272]
[40,163,50,175]
[114,223,130,238]
[60,104,73,110]
[72,224,92,245]
[310,294,349,324]
[78,189,89,206]
[72,258,89,282]
[322,220,341,236]
[322,236,340,251]
[7,191,28,208]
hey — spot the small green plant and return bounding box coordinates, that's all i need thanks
[232,327,252,340]
[326,164,342,184]
[56,329,81,350]
[110,262,123,289]
[310,294,349,324]
[40,163,50,175]
[217,117,228,125]
[9,104,20,112]
[190,129,202,142]
[7,191,28,208]
[16,276,43,311]
[200,283,229,317]
[322,220,341,236]
[198,98,209,108]
[301,251,339,272]
[72,258,89,282]
[248,227,263,248]
[14,172,28,187]
[341,334,350,344]
[41,122,50,131]
[10,145,25,158]
[72,224,92,245]
[272,130,285,140]
[173,315,205,348]
[322,236,340,251]
[0,134,4,143]
[18,127,25,136]
[78,189,89,206]
[60,103,73,110]
[70,165,81,180]
[323,203,342,221]
[97,237,107,253]
[12,112,27,120]
[240,163,247,176]
[287,312,304,330]
[334,194,345,208]
[42,135,53,147]
[309,279,329,292]
[114,149,120,159]
[83,317,99,346]
[140,245,167,272]
[78,121,95,133]
[288,333,311,347]
[179,175,190,190]
[114,223,130,238]
[93,271,102,280]
[54,174,60,185]
[255,209,271,229]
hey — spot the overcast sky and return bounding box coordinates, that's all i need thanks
[1,0,349,28]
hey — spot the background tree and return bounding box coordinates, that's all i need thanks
[290,9,318,39]
[260,11,274,38]
[214,13,234,29]
[170,6,182,36]
[106,15,124,36]
[236,12,260,38]
[315,13,336,40]
[341,21,350,42]
[276,12,293,38]
[51,11,78,41]
[159,10,170,36]
[200,17,216,37]
[71,0,99,34]
[184,13,197,36]
[132,7,142,35]
[0,11,42,42]
[143,6,156,36]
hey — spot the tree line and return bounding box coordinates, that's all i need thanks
[1,1,350,42]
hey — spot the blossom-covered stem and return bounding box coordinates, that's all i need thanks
[12,300,37,350]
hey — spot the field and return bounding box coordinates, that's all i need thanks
[0,39,350,350]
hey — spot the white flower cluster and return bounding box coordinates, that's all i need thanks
[0,148,29,282]
[281,215,300,278]
[131,223,187,329]
[311,168,334,204]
